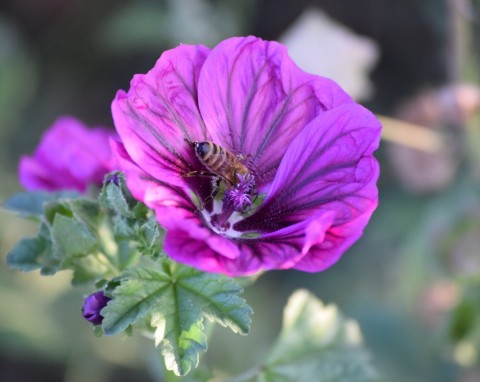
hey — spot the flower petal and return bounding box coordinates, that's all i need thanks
[236,103,381,233]
[112,44,210,188]
[159,209,336,276]
[197,36,352,188]
[111,140,333,276]
[110,139,190,210]
[19,116,114,192]
[161,206,241,259]
[293,206,376,272]
[19,155,83,192]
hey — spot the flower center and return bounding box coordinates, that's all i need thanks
[201,199,245,238]
[225,173,256,212]
[197,174,259,238]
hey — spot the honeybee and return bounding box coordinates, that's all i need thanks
[184,139,255,207]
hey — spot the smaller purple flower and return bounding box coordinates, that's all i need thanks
[19,116,116,193]
[82,291,111,325]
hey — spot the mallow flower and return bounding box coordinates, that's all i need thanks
[111,36,381,276]
[19,116,116,193]
[82,291,111,325]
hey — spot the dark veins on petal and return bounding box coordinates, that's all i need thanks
[127,103,191,173]
[234,120,376,233]
[142,77,206,139]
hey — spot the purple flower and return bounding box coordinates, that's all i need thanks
[82,291,111,325]
[111,36,381,276]
[19,116,116,193]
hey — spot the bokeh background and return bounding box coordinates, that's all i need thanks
[2,0,480,381]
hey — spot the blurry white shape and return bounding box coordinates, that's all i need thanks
[167,0,239,46]
[280,7,380,101]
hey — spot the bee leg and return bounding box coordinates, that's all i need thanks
[182,170,217,178]
[203,177,221,207]
[207,177,221,201]
[184,138,195,146]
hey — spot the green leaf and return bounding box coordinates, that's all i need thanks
[254,290,380,382]
[449,281,480,343]
[152,312,207,377]
[101,261,252,376]
[112,215,136,238]
[51,214,98,258]
[68,198,103,231]
[6,236,48,271]
[69,255,113,286]
[99,172,165,259]
[44,200,74,224]
[6,223,61,275]
[450,300,476,341]
[2,191,78,217]
[137,216,165,258]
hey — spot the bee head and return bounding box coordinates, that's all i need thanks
[196,142,209,155]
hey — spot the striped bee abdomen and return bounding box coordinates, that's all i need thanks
[192,141,244,184]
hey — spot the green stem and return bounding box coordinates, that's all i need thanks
[95,250,120,275]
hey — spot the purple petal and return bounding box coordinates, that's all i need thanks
[110,139,191,210]
[19,116,115,193]
[236,103,380,233]
[162,211,336,276]
[161,206,241,260]
[293,207,376,272]
[112,140,263,275]
[197,36,352,188]
[111,44,211,188]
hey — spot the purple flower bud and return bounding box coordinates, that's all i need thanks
[106,172,121,186]
[82,291,111,325]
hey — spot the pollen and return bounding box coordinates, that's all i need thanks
[225,174,256,212]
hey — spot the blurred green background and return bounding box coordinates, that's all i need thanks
[2,0,480,381]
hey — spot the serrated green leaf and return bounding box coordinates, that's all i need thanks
[7,224,61,275]
[172,265,252,335]
[163,364,214,382]
[101,267,171,335]
[254,290,380,382]
[133,202,150,219]
[51,214,98,258]
[7,236,47,271]
[140,216,161,246]
[101,262,253,376]
[112,215,135,238]
[44,201,74,224]
[2,191,78,217]
[137,216,165,258]
[153,312,207,376]
[68,198,103,231]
